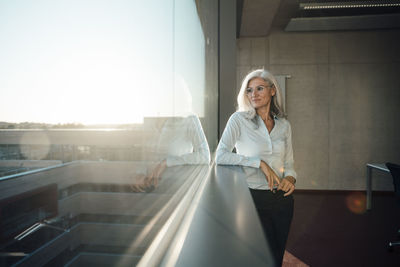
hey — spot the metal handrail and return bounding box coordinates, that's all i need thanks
[0,161,75,181]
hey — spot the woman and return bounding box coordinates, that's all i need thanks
[216,69,296,266]
[131,114,210,192]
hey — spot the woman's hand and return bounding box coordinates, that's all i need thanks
[131,160,167,192]
[277,176,296,196]
[260,160,280,191]
[130,173,147,192]
[147,159,167,187]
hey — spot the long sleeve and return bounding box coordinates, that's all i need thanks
[166,115,210,166]
[216,114,260,168]
[283,122,297,179]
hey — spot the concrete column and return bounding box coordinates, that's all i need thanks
[219,0,237,138]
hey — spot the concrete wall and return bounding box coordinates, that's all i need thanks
[235,29,400,190]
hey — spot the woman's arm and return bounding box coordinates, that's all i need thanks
[166,115,210,166]
[283,121,297,179]
[278,121,296,196]
[260,160,281,191]
[216,113,260,168]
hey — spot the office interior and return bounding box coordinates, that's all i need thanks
[0,0,400,266]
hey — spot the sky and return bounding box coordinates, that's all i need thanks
[0,0,204,124]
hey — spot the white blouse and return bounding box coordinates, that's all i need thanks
[157,115,210,167]
[216,111,296,190]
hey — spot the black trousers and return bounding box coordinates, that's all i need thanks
[250,189,294,267]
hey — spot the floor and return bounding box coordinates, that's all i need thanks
[284,190,400,267]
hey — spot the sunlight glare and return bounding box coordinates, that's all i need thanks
[0,0,176,125]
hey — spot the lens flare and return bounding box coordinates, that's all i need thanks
[345,192,366,214]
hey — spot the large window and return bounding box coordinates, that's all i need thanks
[0,0,218,266]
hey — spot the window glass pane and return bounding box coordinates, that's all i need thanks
[0,0,218,265]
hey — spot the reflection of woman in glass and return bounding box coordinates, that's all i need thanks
[216,69,296,266]
[132,114,210,192]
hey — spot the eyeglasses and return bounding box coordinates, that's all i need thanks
[245,85,273,95]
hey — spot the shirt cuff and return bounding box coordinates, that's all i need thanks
[246,157,261,168]
[284,169,297,179]
[166,156,180,167]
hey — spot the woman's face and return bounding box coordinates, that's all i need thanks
[246,77,276,110]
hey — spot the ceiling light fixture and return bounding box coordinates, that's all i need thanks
[301,2,400,10]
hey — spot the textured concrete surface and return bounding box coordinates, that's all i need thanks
[233,29,400,190]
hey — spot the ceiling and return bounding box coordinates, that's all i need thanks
[238,0,400,37]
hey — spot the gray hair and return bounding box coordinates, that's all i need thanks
[237,69,286,124]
